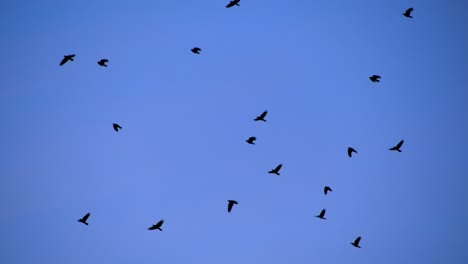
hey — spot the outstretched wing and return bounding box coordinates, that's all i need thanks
[348,147,356,157]
[82,213,90,221]
[320,209,326,217]
[354,236,361,245]
[275,164,282,171]
[228,202,234,212]
[59,57,68,66]
[156,219,164,227]
[396,139,404,148]
[259,111,268,119]
[324,186,332,194]
[406,8,414,14]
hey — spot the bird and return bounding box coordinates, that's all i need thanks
[324,186,333,195]
[98,59,109,67]
[59,54,75,66]
[226,0,240,8]
[246,137,256,145]
[254,111,268,122]
[78,213,90,225]
[268,164,282,175]
[369,75,381,82]
[113,123,122,132]
[389,139,404,152]
[316,209,327,220]
[148,219,164,231]
[348,147,357,157]
[351,236,362,248]
[403,8,414,18]
[227,200,238,213]
[191,47,201,54]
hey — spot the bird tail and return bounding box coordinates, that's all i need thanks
[236,3,240,5]
[158,227,162,231]
[70,58,74,61]
[397,149,401,152]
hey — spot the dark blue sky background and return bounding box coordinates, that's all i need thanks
[1,0,467,263]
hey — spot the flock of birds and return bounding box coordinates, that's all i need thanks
[66,2,416,250]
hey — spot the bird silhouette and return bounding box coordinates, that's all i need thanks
[254,111,268,122]
[59,54,75,66]
[316,209,327,220]
[403,8,414,18]
[98,59,109,67]
[369,75,381,82]
[348,147,357,157]
[113,123,122,132]
[268,164,282,175]
[191,47,201,54]
[246,137,256,145]
[227,200,238,213]
[226,0,240,8]
[78,213,90,225]
[389,139,404,152]
[351,236,362,248]
[148,219,164,231]
[324,186,333,195]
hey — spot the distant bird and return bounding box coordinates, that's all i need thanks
[389,139,404,152]
[59,54,75,66]
[246,137,256,145]
[351,236,362,248]
[268,164,283,175]
[113,123,122,132]
[348,147,357,157]
[369,75,381,83]
[78,213,90,225]
[191,47,201,54]
[226,0,240,8]
[254,111,268,122]
[148,219,164,231]
[316,209,327,220]
[98,59,109,67]
[227,200,238,213]
[403,8,414,18]
[324,186,333,195]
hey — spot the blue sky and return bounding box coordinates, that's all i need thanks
[1,0,467,263]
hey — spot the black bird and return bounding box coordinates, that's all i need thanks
[389,139,404,152]
[78,213,90,225]
[351,236,362,248]
[369,75,381,82]
[403,8,414,18]
[324,186,332,195]
[191,47,201,54]
[316,209,327,220]
[246,137,256,145]
[59,54,75,66]
[254,111,268,122]
[226,0,240,8]
[98,59,109,67]
[348,147,357,157]
[148,219,164,231]
[113,123,122,132]
[268,164,282,175]
[227,200,238,213]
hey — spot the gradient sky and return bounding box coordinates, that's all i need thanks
[1,0,468,263]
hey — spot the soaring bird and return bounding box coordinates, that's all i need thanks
[403,8,414,18]
[254,111,268,122]
[191,47,201,54]
[78,213,90,225]
[268,164,282,175]
[316,209,327,220]
[148,219,164,231]
[324,186,333,195]
[113,123,122,132]
[351,236,362,248]
[227,200,238,213]
[98,59,109,67]
[389,139,404,152]
[348,147,357,157]
[369,75,381,82]
[246,137,256,145]
[226,0,240,8]
[59,54,75,66]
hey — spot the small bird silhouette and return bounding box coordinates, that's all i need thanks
[226,0,240,8]
[98,59,109,67]
[148,219,164,231]
[351,236,362,248]
[268,164,282,175]
[254,111,268,122]
[246,137,256,145]
[78,213,90,225]
[403,8,414,18]
[369,75,381,82]
[348,147,357,157]
[113,123,122,132]
[191,47,201,54]
[227,200,238,213]
[59,54,75,66]
[389,139,404,152]
[316,209,327,220]
[324,186,333,195]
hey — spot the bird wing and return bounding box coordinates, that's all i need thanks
[228,202,233,212]
[102,59,109,63]
[407,8,414,13]
[348,148,354,157]
[275,164,282,171]
[82,213,90,221]
[156,219,164,228]
[324,186,331,194]
[396,139,404,148]
[320,209,326,217]
[259,111,268,119]
[355,236,361,244]
[59,57,68,66]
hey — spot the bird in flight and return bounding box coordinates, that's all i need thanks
[324,186,332,195]
[191,47,201,54]
[59,54,75,66]
[254,111,268,122]
[348,147,357,157]
[369,75,381,83]
[316,209,327,220]
[78,213,90,225]
[351,236,362,248]
[246,137,256,145]
[226,0,240,8]
[113,123,122,132]
[148,219,164,231]
[268,164,282,175]
[403,8,414,18]
[389,139,404,152]
[98,59,109,67]
[227,200,238,213]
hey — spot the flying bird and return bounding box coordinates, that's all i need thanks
[246,137,256,145]
[324,186,332,195]
[254,111,268,122]
[191,47,201,54]
[348,147,357,157]
[227,200,238,213]
[403,8,414,18]
[113,123,122,132]
[98,59,109,67]
[148,219,164,231]
[268,164,282,175]
[59,54,75,66]
[369,75,381,82]
[316,209,327,220]
[226,0,240,8]
[78,213,90,225]
[389,139,404,152]
[351,236,362,248]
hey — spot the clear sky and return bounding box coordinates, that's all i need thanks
[1,0,467,263]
